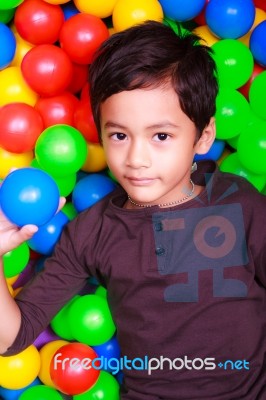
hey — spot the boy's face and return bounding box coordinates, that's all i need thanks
[100,85,215,207]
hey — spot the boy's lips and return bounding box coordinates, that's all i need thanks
[126,176,156,186]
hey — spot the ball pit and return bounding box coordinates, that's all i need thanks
[0,0,265,398]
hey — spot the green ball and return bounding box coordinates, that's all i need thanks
[212,39,254,89]
[95,285,107,298]
[50,295,80,340]
[3,242,30,278]
[73,371,120,400]
[249,71,266,120]
[0,8,15,23]
[67,294,116,346]
[220,152,266,192]
[237,118,266,175]
[215,88,250,140]
[35,124,88,177]
[0,0,23,9]
[18,384,63,400]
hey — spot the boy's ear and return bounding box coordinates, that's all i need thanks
[194,117,216,155]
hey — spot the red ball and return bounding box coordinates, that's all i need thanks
[74,99,99,143]
[35,92,79,128]
[21,44,73,97]
[59,13,109,65]
[67,63,89,94]
[0,103,44,153]
[80,81,90,103]
[254,0,266,11]
[14,0,64,45]
[50,342,100,395]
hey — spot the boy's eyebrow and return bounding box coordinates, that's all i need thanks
[103,121,179,130]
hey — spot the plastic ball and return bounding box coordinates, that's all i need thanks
[19,385,64,400]
[27,211,69,255]
[74,0,117,18]
[238,63,265,100]
[50,296,79,340]
[211,39,254,89]
[0,66,38,107]
[33,326,62,350]
[250,21,266,68]
[95,285,107,298]
[0,0,24,9]
[237,118,266,175]
[0,23,16,70]
[215,88,251,140]
[249,71,266,120]
[112,0,164,32]
[238,7,266,47]
[0,148,33,179]
[43,0,69,3]
[0,345,41,390]
[0,378,41,400]
[81,143,107,173]
[0,103,44,153]
[35,92,79,128]
[67,294,116,346]
[92,336,121,373]
[35,124,88,176]
[73,370,120,400]
[61,2,79,20]
[74,99,99,143]
[0,8,15,24]
[10,31,34,67]
[14,0,64,45]
[59,13,109,65]
[67,63,89,94]
[254,0,266,11]
[50,342,100,395]
[38,339,69,387]
[220,152,266,192]
[0,167,60,227]
[21,44,73,97]
[3,242,30,278]
[159,0,205,22]
[61,202,78,220]
[206,0,256,39]
[72,174,116,213]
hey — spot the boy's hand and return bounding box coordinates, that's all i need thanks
[0,196,66,256]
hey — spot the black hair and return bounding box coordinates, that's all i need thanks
[89,20,218,140]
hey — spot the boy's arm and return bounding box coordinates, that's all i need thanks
[0,215,38,354]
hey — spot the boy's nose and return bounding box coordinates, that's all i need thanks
[126,141,151,169]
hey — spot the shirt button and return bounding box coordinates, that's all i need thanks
[155,247,165,256]
[154,222,163,231]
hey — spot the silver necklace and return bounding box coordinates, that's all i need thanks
[127,179,195,208]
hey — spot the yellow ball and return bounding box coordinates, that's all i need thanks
[74,0,117,18]
[6,275,19,286]
[193,25,219,47]
[38,339,69,388]
[11,32,34,67]
[112,0,164,32]
[0,148,34,179]
[0,67,38,107]
[81,142,107,173]
[0,345,41,389]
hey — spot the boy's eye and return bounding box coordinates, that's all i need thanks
[154,133,170,141]
[111,133,127,141]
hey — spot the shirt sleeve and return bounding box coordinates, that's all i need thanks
[3,215,90,356]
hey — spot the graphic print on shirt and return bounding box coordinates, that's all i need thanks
[152,203,248,302]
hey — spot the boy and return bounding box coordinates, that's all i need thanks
[0,21,266,399]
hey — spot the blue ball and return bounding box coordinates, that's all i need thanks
[0,22,16,70]
[92,336,121,374]
[61,2,79,20]
[72,174,117,213]
[206,0,255,39]
[0,378,41,400]
[27,211,69,255]
[250,21,266,68]
[159,0,205,21]
[0,168,60,227]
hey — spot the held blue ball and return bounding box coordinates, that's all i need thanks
[206,0,255,39]
[0,168,60,227]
